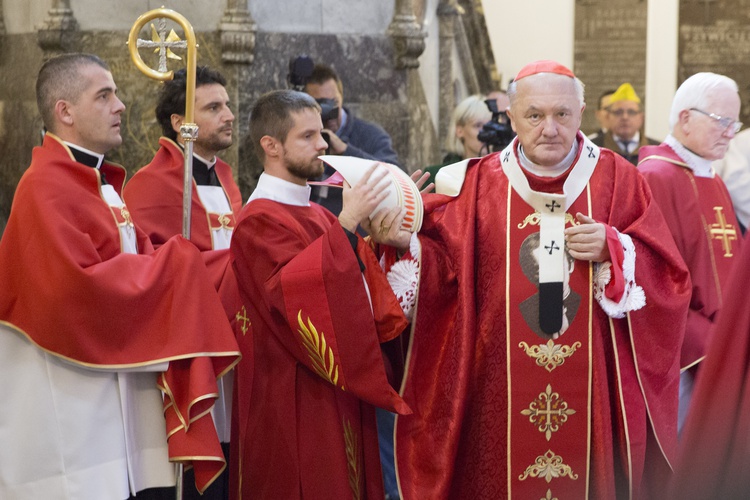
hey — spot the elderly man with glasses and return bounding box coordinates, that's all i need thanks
[638,72,744,432]
[591,82,660,164]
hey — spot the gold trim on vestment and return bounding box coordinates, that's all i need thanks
[505,180,513,495]
[168,456,227,495]
[608,316,634,499]
[0,319,241,371]
[625,311,674,474]
[684,169,725,314]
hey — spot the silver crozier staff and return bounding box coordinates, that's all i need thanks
[127,8,198,499]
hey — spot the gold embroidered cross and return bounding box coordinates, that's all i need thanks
[709,206,737,257]
[235,306,250,336]
[521,384,576,441]
[218,213,232,230]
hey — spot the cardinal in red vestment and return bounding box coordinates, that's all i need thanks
[372,61,691,500]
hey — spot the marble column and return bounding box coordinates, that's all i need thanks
[387,0,426,69]
[0,0,6,37]
[37,0,79,53]
[437,0,460,151]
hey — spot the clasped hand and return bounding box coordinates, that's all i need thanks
[564,212,610,262]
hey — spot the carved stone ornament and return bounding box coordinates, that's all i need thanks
[219,3,257,65]
[388,0,427,69]
[0,0,6,36]
[37,0,79,53]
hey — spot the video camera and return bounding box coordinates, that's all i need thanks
[477,98,515,152]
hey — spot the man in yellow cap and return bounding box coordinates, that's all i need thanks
[371,60,690,499]
[592,82,660,164]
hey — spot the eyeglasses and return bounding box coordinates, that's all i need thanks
[690,108,742,133]
[607,108,641,117]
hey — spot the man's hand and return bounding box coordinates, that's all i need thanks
[338,163,389,233]
[363,206,411,251]
[324,129,348,155]
[564,213,611,262]
[411,169,435,194]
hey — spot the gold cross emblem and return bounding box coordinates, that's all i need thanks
[218,213,232,230]
[709,206,737,257]
[521,384,576,441]
[235,306,251,336]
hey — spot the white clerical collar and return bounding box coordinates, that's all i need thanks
[178,144,217,170]
[518,141,579,177]
[64,141,105,169]
[248,172,311,206]
[195,153,216,169]
[664,134,714,178]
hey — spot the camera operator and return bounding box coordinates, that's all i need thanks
[425,94,515,181]
[301,63,400,214]
[477,93,515,154]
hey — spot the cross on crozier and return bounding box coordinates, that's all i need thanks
[136,18,187,72]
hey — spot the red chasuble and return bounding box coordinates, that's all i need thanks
[0,134,240,492]
[230,198,410,500]
[669,233,750,499]
[638,143,742,368]
[123,137,243,317]
[396,136,690,499]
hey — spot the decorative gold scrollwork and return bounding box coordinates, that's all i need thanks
[519,339,582,372]
[519,450,579,483]
[518,212,579,229]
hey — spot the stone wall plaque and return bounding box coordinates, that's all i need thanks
[574,0,649,135]
[679,0,750,126]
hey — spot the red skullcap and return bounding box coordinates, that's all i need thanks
[515,60,576,81]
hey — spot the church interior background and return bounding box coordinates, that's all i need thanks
[0,0,737,233]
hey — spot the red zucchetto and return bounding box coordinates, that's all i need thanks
[514,60,576,81]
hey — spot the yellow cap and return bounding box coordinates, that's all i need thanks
[610,83,641,104]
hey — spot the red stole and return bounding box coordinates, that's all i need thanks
[507,182,593,498]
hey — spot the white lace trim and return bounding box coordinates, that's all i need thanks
[386,233,421,320]
[593,230,646,318]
